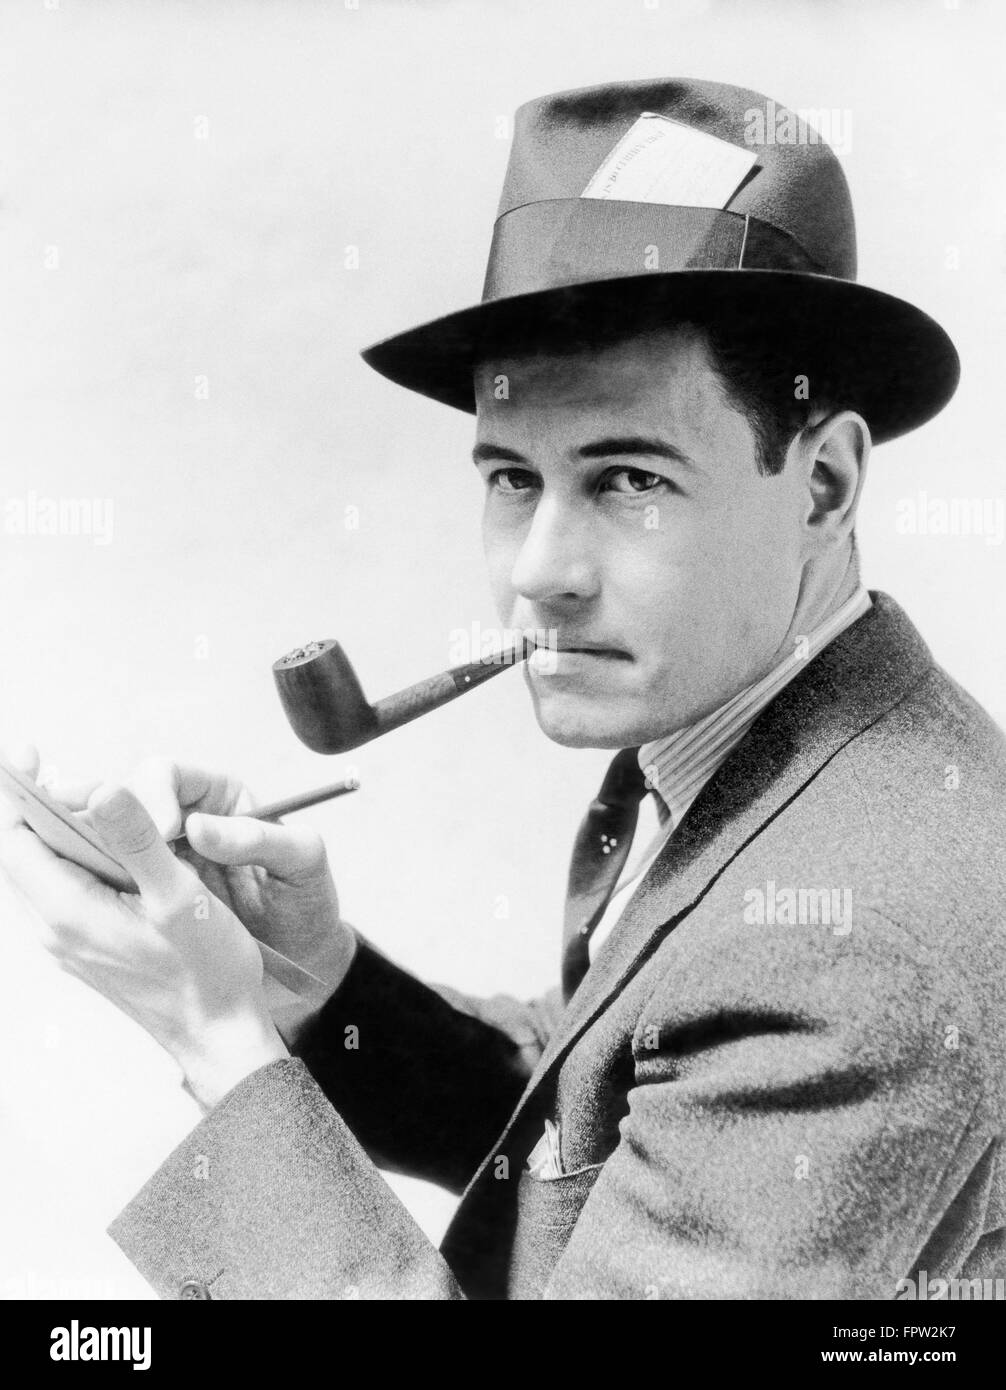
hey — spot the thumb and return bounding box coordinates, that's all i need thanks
[1,743,40,779]
[185,812,328,885]
[0,744,42,831]
[89,786,188,903]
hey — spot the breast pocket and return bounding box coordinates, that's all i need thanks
[507,1163,605,1300]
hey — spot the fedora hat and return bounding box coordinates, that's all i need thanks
[361,78,959,444]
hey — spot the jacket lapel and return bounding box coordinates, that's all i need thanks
[443,591,935,1293]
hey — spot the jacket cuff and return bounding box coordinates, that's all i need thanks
[108,1056,460,1299]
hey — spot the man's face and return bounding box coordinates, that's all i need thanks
[473,326,811,749]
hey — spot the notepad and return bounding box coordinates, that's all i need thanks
[0,751,333,1005]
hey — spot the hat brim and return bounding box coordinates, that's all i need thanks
[360,271,959,446]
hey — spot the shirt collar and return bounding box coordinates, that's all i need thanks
[638,585,873,827]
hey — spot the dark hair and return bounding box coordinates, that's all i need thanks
[697,318,843,475]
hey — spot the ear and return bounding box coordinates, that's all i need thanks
[796,410,870,555]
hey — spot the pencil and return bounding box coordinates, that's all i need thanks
[168,775,360,851]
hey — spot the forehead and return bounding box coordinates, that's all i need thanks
[473,326,739,452]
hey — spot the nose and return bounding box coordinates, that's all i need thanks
[508,493,600,605]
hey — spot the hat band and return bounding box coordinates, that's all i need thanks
[482,200,824,301]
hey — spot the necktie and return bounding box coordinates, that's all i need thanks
[561,747,649,1002]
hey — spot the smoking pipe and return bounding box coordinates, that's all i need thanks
[273,638,531,754]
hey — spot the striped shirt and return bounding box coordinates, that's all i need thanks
[588,585,873,960]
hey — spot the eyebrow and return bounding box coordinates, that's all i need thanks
[472,435,699,471]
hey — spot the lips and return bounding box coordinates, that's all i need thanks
[562,646,628,656]
[549,641,631,658]
[527,638,632,676]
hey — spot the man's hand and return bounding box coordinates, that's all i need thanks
[47,754,356,985]
[0,763,288,1110]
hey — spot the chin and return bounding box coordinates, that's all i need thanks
[529,688,642,750]
[526,672,697,748]
[538,722,627,750]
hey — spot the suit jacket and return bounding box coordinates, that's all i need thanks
[109,591,1006,1299]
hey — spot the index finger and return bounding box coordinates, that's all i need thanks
[89,786,192,906]
[114,759,253,840]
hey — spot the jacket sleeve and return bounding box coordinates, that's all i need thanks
[109,938,565,1299]
[279,937,564,1192]
[108,1057,469,1299]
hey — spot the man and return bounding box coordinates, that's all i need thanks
[1,78,1004,1300]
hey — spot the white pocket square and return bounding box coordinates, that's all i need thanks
[525,1119,564,1179]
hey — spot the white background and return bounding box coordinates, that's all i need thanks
[0,0,1003,1297]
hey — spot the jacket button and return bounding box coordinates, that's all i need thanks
[179,1279,211,1300]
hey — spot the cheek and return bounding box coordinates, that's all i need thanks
[690,492,802,637]
[610,503,707,593]
[725,487,802,585]
[481,512,520,605]
[608,497,791,653]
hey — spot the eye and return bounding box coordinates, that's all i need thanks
[488,467,538,494]
[602,467,668,495]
